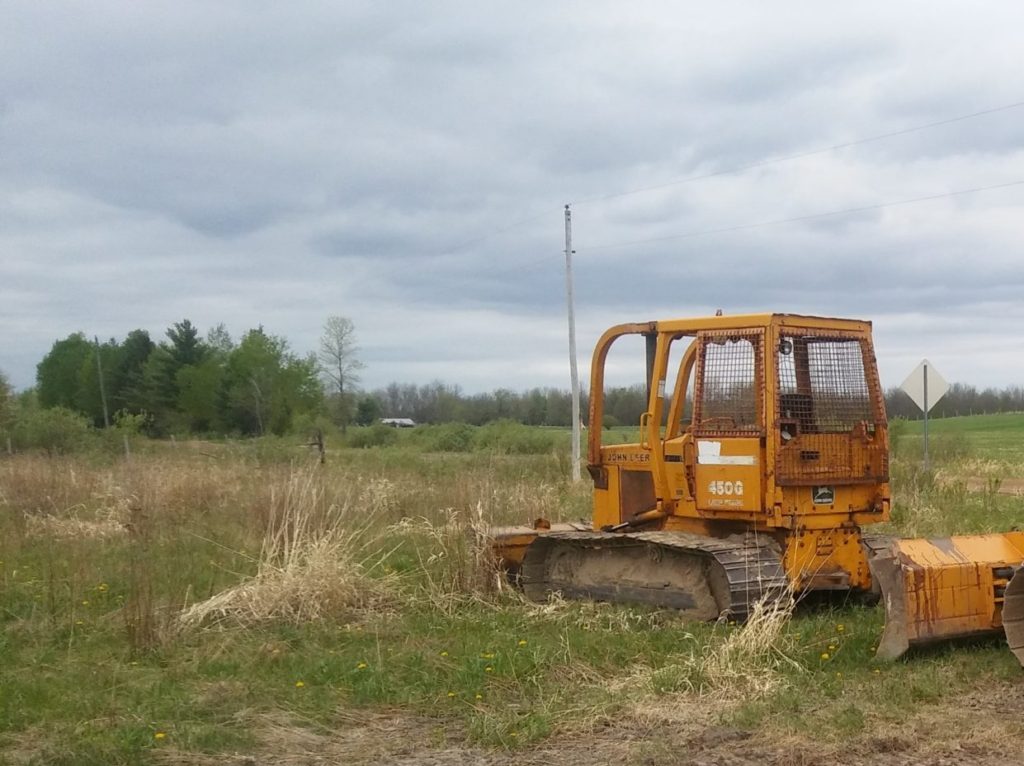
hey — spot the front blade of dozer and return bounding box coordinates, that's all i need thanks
[1003,564,1024,666]
[870,532,1024,663]
[488,520,591,579]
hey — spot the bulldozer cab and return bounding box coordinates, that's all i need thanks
[588,314,890,532]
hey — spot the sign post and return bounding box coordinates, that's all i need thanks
[899,359,949,472]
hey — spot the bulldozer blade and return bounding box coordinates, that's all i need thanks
[1003,566,1024,667]
[488,521,591,579]
[871,533,1024,661]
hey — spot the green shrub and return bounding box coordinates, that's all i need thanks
[409,422,475,452]
[11,406,94,455]
[474,419,559,455]
[289,413,339,441]
[346,424,400,448]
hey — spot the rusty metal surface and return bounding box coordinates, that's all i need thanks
[618,469,656,523]
[871,533,1024,661]
[773,329,888,487]
[519,529,788,621]
[1003,566,1024,668]
[868,545,910,660]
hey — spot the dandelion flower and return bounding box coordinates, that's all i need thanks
[81,600,89,606]
[837,624,845,632]
[485,666,493,673]
[873,668,881,674]
[447,691,456,698]
[828,644,837,651]
[820,652,830,661]
[440,651,449,657]
[475,693,483,700]
[517,640,527,647]
[356,662,368,670]
[97,583,108,592]
[295,681,305,688]
[154,732,166,741]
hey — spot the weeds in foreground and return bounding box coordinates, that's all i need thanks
[644,593,800,699]
[2,433,1023,761]
[178,469,398,629]
[388,503,507,613]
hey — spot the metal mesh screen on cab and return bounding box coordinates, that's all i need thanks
[697,337,759,431]
[777,337,873,433]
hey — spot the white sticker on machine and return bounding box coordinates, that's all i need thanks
[696,440,756,466]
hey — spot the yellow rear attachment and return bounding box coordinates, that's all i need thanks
[871,532,1024,663]
[1004,565,1024,666]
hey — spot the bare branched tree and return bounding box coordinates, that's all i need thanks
[319,316,365,432]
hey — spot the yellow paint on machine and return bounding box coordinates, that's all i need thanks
[693,438,762,513]
[872,532,1024,660]
[487,311,1024,666]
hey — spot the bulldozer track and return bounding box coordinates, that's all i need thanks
[520,530,790,622]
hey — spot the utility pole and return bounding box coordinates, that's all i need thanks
[564,204,581,482]
[94,336,110,428]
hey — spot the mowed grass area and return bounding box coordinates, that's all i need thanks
[1,420,1024,764]
[896,412,1024,461]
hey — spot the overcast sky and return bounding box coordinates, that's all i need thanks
[3,1,1024,394]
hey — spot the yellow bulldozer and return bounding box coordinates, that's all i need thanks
[492,313,1024,664]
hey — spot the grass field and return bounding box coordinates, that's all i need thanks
[2,417,1024,764]
[896,412,1024,461]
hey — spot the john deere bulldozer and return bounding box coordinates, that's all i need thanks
[492,313,1024,664]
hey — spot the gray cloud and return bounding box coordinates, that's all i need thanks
[3,1,1024,395]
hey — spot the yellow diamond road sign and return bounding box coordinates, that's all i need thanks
[899,359,949,414]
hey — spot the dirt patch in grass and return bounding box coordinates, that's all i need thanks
[961,476,1024,495]
[154,682,1024,765]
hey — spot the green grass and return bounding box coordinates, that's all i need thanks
[4,591,1019,761]
[896,412,1024,461]
[2,417,1024,762]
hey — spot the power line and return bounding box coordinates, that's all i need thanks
[409,98,1024,266]
[434,176,1024,282]
[582,178,1024,253]
[408,98,1024,280]
[571,99,1024,206]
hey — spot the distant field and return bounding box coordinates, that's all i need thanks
[1,418,1023,764]
[897,412,1024,462]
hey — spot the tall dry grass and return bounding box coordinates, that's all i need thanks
[178,469,399,629]
[640,592,800,700]
[1,451,534,644]
[386,502,507,613]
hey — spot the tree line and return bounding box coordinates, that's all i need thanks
[3,318,1023,441]
[29,320,324,436]
[3,317,654,436]
[884,383,1024,420]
